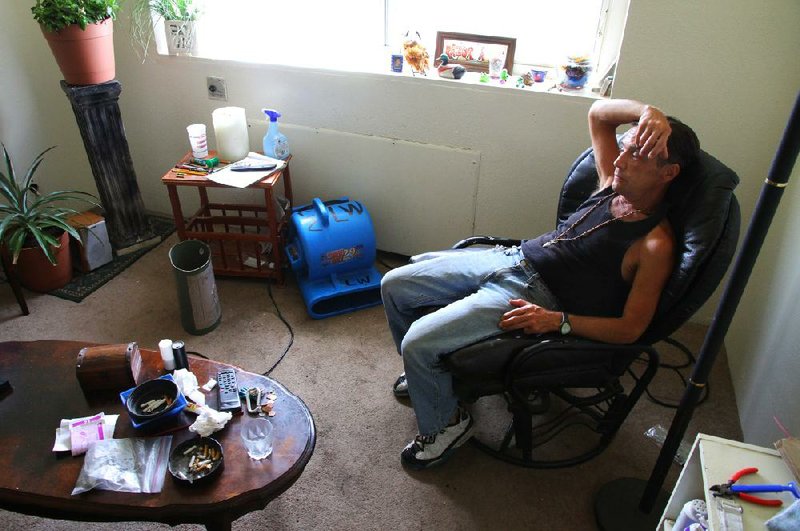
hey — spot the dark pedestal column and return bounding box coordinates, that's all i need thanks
[61,80,158,253]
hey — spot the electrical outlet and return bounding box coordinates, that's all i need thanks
[207,77,227,101]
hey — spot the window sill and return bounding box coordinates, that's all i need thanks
[150,52,606,101]
[384,69,606,100]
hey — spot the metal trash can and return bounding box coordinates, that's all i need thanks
[169,240,221,335]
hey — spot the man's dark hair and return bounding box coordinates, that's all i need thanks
[661,116,701,172]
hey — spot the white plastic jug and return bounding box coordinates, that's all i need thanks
[212,107,249,162]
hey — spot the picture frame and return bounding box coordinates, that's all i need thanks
[434,32,516,73]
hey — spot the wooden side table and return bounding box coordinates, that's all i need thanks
[161,152,293,281]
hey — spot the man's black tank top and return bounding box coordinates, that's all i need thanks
[520,187,666,317]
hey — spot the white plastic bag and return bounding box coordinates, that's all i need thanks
[71,436,173,495]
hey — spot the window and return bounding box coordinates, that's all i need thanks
[172,0,624,88]
[386,0,606,71]
[194,0,384,70]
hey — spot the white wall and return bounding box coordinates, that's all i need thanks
[611,0,800,445]
[0,3,96,195]
[725,164,800,446]
[2,1,799,442]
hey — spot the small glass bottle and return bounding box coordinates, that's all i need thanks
[489,55,504,79]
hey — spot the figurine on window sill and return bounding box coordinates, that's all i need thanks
[402,31,430,76]
[436,54,465,80]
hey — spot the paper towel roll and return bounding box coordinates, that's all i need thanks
[212,107,249,162]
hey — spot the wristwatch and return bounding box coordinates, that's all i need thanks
[559,312,572,335]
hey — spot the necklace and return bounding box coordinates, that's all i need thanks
[542,193,641,248]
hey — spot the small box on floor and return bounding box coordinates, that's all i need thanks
[67,211,113,272]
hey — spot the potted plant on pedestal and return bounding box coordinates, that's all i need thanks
[31,0,121,85]
[130,0,202,61]
[0,145,100,292]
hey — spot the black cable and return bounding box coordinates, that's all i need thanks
[188,278,295,376]
[631,335,710,409]
[376,257,396,271]
[376,249,411,272]
[659,336,695,369]
[262,281,294,376]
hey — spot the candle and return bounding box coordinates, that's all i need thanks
[212,107,249,162]
[158,339,175,371]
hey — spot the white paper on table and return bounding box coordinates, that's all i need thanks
[172,369,198,395]
[173,368,207,406]
[53,413,119,454]
[206,152,287,188]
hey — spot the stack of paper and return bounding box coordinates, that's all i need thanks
[207,152,287,188]
[53,412,119,456]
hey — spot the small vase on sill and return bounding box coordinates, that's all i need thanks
[165,20,198,56]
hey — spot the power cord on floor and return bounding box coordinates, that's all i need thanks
[261,252,394,375]
[187,283,293,376]
[262,281,294,376]
[632,336,709,409]
[376,257,395,270]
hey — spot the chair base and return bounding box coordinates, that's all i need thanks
[467,391,619,468]
[469,432,609,469]
[452,344,659,469]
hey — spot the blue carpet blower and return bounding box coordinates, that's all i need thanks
[285,197,383,319]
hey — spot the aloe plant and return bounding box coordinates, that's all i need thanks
[0,144,100,265]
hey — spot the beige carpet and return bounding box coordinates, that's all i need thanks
[0,233,743,530]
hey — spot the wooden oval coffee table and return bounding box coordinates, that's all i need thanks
[0,340,316,531]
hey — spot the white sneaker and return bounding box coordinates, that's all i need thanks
[393,372,409,398]
[401,408,474,470]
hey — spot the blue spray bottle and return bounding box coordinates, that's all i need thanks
[262,109,290,159]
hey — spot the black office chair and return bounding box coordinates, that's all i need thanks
[437,146,740,468]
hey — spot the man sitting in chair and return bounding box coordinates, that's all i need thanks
[381,99,701,470]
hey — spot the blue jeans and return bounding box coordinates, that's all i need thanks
[381,246,561,436]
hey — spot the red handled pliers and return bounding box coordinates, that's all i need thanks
[710,467,800,507]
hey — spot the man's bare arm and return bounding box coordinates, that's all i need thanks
[567,226,674,343]
[588,99,672,188]
[498,226,675,343]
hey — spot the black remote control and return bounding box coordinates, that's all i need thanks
[217,369,242,414]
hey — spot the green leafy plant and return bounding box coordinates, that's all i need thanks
[149,0,200,21]
[0,144,100,265]
[130,0,202,61]
[31,0,121,33]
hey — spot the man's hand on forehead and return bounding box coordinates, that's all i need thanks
[631,106,671,161]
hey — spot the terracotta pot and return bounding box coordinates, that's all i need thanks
[14,231,73,292]
[41,19,115,85]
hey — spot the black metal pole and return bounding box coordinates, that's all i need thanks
[640,89,800,511]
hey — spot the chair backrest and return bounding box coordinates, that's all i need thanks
[556,147,741,344]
